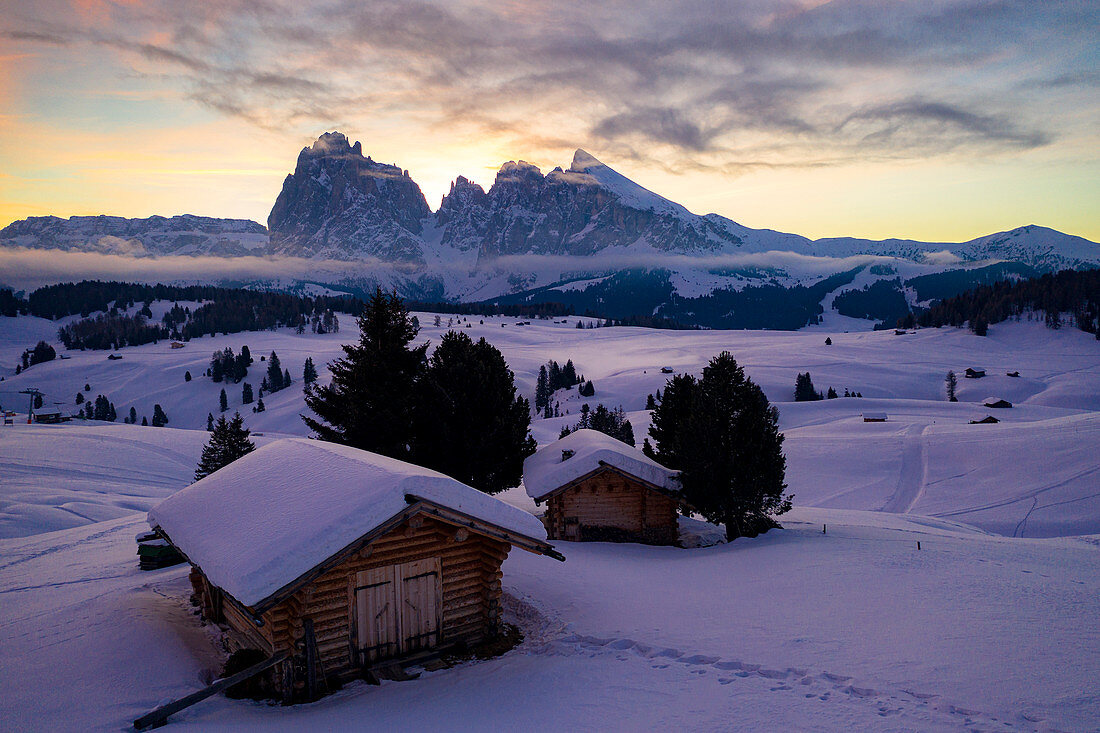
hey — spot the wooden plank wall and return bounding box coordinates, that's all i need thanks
[546,470,679,544]
[236,515,512,678]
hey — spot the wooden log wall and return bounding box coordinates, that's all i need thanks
[546,470,679,544]
[229,515,513,680]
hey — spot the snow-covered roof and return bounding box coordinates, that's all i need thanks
[982,397,1012,406]
[149,438,549,608]
[862,412,888,420]
[523,429,679,501]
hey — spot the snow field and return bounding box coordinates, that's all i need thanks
[2,313,1098,538]
[1,508,1096,731]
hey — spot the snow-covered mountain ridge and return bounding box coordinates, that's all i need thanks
[2,132,1096,315]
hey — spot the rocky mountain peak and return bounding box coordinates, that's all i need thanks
[267,132,430,261]
[569,148,603,172]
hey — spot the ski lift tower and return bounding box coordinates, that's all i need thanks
[18,388,43,424]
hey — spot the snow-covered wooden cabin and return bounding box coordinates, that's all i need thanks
[148,438,562,696]
[982,397,1013,409]
[524,429,682,545]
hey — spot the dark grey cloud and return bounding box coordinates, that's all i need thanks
[838,99,1051,151]
[5,0,1096,169]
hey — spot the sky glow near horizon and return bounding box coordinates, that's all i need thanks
[0,0,1097,243]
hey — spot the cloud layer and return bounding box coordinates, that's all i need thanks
[5,0,1096,172]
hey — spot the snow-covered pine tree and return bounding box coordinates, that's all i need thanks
[242,382,253,404]
[151,404,168,427]
[219,388,228,412]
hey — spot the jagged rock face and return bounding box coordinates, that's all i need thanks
[0,214,268,257]
[267,132,431,262]
[468,154,742,263]
[435,176,489,251]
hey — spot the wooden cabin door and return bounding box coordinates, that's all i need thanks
[355,566,399,662]
[355,557,442,662]
[398,557,442,653]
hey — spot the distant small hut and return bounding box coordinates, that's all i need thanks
[862,412,888,422]
[970,415,1000,424]
[660,366,674,374]
[964,368,985,379]
[149,439,561,699]
[33,411,65,424]
[1006,371,1020,378]
[982,398,1013,409]
[524,429,682,545]
[170,341,185,349]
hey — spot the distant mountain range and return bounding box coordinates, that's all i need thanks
[3,131,1097,328]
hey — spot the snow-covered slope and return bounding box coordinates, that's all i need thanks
[1,314,1098,730]
[2,312,1098,539]
[1,502,1097,730]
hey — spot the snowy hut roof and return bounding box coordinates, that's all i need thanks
[982,397,1013,407]
[862,412,888,421]
[149,438,550,608]
[523,429,679,501]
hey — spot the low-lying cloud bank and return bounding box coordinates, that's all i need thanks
[0,246,927,297]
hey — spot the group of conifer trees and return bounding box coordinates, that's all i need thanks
[559,403,635,446]
[914,268,1100,337]
[535,359,583,415]
[300,289,534,494]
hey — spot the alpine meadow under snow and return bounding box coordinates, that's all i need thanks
[1,308,1098,731]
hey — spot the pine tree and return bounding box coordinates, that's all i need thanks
[242,382,253,404]
[302,357,318,385]
[945,370,958,402]
[194,412,256,480]
[141,416,148,426]
[107,402,117,422]
[266,352,284,392]
[128,406,137,424]
[578,403,591,429]
[210,353,225,383]
[184,370,192,382]
[562,359,577,386]
[255,397,265,412]
[303,288,428,457]
[548,361,562,391]
[414,331,535,493]
[75,392,84,405]
[645,393,657,410]
[283,368,291,387]
[579,380,595,397]
[794,372,822,401]
[219,388,228,412]
[84,383,91,392]
[535,365,549,411]
[151,404,168,427]
[825,337,832,345]
[207,412,214,431]
[34,393,43,409]
[826,387,838,399]
[649,352,789,540]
